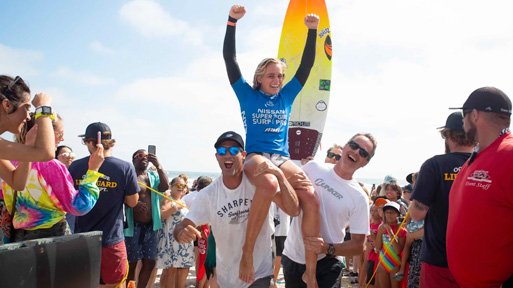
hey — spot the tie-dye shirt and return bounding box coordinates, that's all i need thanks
[0,159,103,230]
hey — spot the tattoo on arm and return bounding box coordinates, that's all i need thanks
[413,200,428,211]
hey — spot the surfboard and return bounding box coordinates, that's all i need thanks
[278,0,332,160]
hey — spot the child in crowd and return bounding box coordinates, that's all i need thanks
[375,202,407,288]
[366,203,383,287]
[393,215,424,287]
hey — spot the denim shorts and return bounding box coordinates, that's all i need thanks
[124,222,158,262]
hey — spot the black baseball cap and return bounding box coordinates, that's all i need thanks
[450,86,512,115]
[406,172,414,184]
[214,131,244,150]
[437,112,464,131]
[78,122,112,139]
[402,184,413,193]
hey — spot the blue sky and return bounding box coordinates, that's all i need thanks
[1,0,513,185]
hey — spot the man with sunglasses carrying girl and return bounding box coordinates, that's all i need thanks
[282,133,376,288]
[69,122,140,288]
[224,5,321,286]
[174,131,302,288]
[124,148,169,288]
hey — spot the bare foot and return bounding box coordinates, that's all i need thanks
[302,272,318,288]
[239,254,255,284]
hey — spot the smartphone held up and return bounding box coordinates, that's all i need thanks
[148,145,156,155]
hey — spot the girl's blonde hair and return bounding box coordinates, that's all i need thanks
[252,58,287,90]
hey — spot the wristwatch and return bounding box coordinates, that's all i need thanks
[327,243,336,257]
[34,106,55,120]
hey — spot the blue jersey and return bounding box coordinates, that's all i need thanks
[232,76,302,156]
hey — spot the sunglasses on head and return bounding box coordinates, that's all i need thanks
[216,146,241,156]
[327,152,341,161]
[2,76,22,95]
[133,152,147,159]
[173,183,187,188]
[347,140,370,158]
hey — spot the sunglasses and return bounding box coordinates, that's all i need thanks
[173,183,187,188]
[327,152,341,161]
[217,146,241,156]
[58,152,75,159]
[347,140,370,158]
[461,109,473,117]
[133,152,148,159]
[2,76,22,95]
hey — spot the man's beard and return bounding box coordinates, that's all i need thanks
[465,121,478,143]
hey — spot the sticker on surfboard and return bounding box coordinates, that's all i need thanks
[278,0,332,160]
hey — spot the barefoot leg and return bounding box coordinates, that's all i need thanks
[280,161,320,288]
[239,154,279,284]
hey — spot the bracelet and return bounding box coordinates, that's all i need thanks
[227,20,236,26]
[34,112,56,120]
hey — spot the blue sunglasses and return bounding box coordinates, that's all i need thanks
[217,146,242,156]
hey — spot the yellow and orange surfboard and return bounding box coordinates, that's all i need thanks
[278,0,332,160]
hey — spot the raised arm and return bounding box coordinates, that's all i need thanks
[147,153,169,192]
[223,5,246,85]
[294,14,319,86]
[62,144,105,215]
[0,93,55,190]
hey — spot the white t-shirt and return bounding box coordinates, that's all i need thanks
[185,174,274,288]
[283,161,370,264]
[181,191,198,208]
[272,202,290,237]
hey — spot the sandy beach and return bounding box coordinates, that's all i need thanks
[150,265,361,288]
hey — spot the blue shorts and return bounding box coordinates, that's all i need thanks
[125,222,158,262]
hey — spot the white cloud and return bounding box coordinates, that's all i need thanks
[0,44,43,77]
[4,0,513,183]
[119,0,201,45]
[50,67,114,86]
[89,41,115,55]
[107,0,513,179]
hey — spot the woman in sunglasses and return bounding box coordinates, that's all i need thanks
[0,112,104,242]
[156,176,194,288]
[0,75,56,190]
[224,5,321,285]
[56,145,75,169]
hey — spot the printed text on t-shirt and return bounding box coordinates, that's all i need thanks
[314,178,343,200]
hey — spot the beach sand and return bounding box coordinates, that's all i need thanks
[149,265,361,288]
